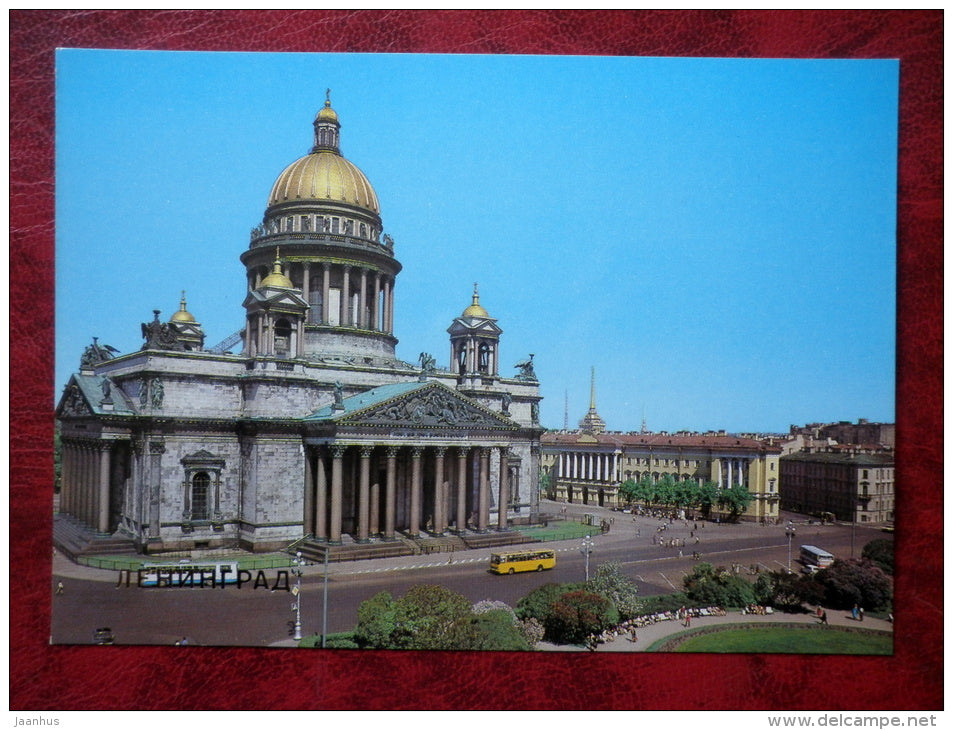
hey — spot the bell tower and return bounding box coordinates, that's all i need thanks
[448,283,503,388]
[242,249,309,358]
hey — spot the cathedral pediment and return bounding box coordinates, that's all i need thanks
[448,317,503,336]
[242,289,308,310]
[308,381,517,431]
[57,380,93,417]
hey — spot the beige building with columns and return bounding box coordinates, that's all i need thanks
[540,375,781,522]
[55,96,543,558]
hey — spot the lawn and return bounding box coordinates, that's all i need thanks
[652,624,893,654]
[518,522,600,542]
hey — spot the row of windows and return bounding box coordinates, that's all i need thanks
[624,457,704,467]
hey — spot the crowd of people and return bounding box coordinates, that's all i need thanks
[584,605,729,650]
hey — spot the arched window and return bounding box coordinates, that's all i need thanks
[192,472,210,521]
[275,318,292,354]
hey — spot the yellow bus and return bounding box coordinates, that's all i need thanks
[489,549,556,574]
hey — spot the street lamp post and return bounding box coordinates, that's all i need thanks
[580,534,594,582]
[785,521,796,573]
[291,551,303,641]
[321,547,330,649]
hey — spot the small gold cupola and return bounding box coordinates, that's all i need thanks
[312,88,341,154]
[169,291,196,323]
[462,282,490,318]
[259,248,294,289]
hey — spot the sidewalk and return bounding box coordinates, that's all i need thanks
[538,608,893,652]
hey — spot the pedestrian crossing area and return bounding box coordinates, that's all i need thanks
[338,545,579,575]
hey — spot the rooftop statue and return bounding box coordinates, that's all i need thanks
[80,337,119,368]
[514,354,537,382]
[141,310,184,351]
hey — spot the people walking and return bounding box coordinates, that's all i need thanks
[55,581,64,595]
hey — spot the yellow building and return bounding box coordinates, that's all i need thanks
[540,431,781,522]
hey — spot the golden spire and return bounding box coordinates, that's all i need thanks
[589,366,597,410]
[578,365,607,434]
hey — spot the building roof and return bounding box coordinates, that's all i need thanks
[541,431,781,453]
[59,373,138,417]
[780,450,895,466]
[304,381,427,420]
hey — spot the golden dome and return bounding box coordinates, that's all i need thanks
[170,291,196,323]
[268,151,379,215]
[260,250,294,289]
[462,283,489,318]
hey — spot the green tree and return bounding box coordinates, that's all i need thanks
[544,590,619,645]
[618,478,639,504]
[620,475,653,506]
[587,561,642,620]
[460,610,532,651]
[651,474,676,507]
[696,481,719,518]
[53,422,62,494]
[395,584,473,650]
[756,570,824,611]
[354,585,473,650]
[515,582,584,623]
[861,538,894,575]
[682,562,756,608]
[816,558,893,611]
[673,478,700,509]
[539,471,552,499]
[353,591,400,649]
[717,483,753,521]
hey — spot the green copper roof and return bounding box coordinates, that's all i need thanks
[304,380,429,421]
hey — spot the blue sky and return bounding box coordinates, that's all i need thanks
[55,50,898,434]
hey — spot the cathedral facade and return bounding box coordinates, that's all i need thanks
[56,97,543,555]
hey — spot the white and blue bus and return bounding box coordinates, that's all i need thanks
[799,545,835,568]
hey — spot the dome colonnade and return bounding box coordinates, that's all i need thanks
[240,93,400,361]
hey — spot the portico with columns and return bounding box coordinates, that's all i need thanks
[302,380,529,543]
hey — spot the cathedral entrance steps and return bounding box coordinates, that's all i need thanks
[294,537,415,564]
[407,534,468,555]
[290,529,538,564]
[53,513,138,560]
[459,531,538,550]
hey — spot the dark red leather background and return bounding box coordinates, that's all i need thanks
[10,10,941,711]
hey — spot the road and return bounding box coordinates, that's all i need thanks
[50,503,888,647]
